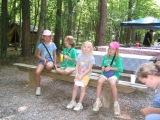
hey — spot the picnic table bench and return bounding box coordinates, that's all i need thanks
[13,63,147,109]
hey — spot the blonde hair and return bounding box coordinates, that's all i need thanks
[81,41,93,55]
[136,61,160,79]
[64,35,74,47]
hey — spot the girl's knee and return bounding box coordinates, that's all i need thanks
[98,78,105,85]
[73,84,78,90]
[46,62,53,69]
[81,87,86,91]
[46,66,52,70]
[35,70,41,76]
[109,77,117,86]
[110,81,116,86]
[45,64,53,70]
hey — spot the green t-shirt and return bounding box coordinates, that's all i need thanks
[101,55,123,78]
[61,48,77,68]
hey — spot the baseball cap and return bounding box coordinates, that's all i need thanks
[42,30,52,36]
[109,41,120,49]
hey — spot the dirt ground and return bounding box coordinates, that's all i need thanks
[0,64,153,120]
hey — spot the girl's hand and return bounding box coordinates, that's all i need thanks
[140,107,153,115]
[104,66,112,71]
[64,55,69,59]
[102,67,105,71]
[76,74,83,80]
[43,59,47,65]
[54,64,57,69]
[79,75,83,80]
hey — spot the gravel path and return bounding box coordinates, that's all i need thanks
[0,65,154,120]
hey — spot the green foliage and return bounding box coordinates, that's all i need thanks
[134,0,160,18]
[46,0,56,30]
[1,0,160,49]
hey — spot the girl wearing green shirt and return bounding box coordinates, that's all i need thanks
[93,41,123,116]
[56,36,77,75]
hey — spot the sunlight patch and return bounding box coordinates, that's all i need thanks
[17,106,28,112]
[154,0,160,6]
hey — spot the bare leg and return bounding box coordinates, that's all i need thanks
[109,78,120,115]
[64,68,75,75]
[96,77,106,98]
[93,77,106,111]
[56,67,75,75]
[56,68,65,74]
[66,84,79,109]
[71,84,79,101]
[78,87,86,103]
[45,61,53,71]
[109,79,118,101]
[35,64,44,87]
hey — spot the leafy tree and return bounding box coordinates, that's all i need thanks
[1,0,160,58]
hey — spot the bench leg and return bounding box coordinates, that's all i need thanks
[102,86,113,108]
[28,71,36,86]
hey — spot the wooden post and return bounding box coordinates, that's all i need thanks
[28,71,36,86]
[102,86,113,108]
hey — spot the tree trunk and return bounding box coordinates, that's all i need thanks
[36,0,47,45]
[33,0,40,31]
[67,0,73,35]
[54,0,62,51]
[95,0,107,46]
[0,0,8,58]
[21,0,31,56]
[124,0,134,45]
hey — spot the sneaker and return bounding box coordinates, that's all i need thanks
[36,87,41,96]
[114,101,120,116]
[66,101,76,109]
[73,103,83,111]
[92,98,102,112]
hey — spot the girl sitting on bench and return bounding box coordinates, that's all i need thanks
[66,41,95,111]
[35,30,57,96]
[56,35,77,75]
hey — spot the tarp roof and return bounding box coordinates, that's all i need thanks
[121,16,160,29]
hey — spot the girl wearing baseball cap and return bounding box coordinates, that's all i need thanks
[35,30,57,96]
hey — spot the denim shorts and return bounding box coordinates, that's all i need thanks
[38,59,53,65]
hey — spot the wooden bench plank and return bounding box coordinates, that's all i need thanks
[13,63,148,109]
[13,63,147,92]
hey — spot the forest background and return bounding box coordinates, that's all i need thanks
[0,0,160,60]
